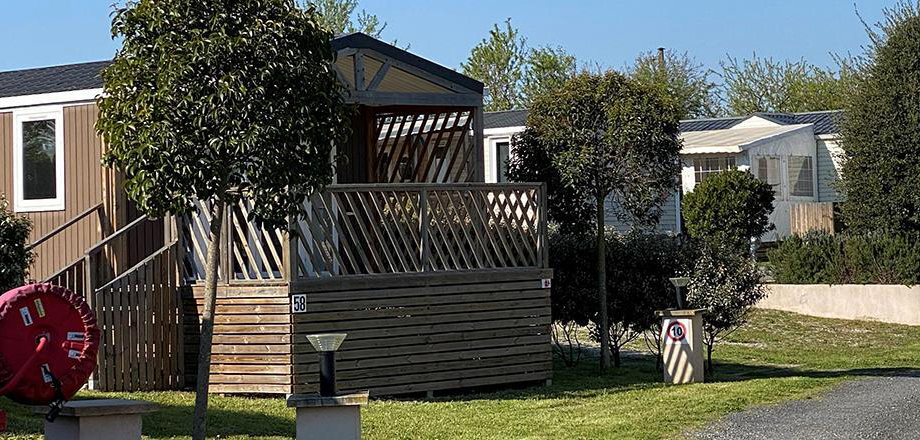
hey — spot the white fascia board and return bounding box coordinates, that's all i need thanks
[679,146,743,155]
[0,88,103,111]
[483,126,525,137]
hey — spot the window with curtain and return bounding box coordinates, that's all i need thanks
[788,156,814,197]
[755,156,782,197]
[495,141,510,182]
[693,156,736,184]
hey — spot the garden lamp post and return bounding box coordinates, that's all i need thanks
[669,277,690,309]
[306,334,347,396]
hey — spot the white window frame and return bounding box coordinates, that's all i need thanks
[488,136,513,183]
[787,155,816,200]
[12,105,65,212]
[753,155,784,201]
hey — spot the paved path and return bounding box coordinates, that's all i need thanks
[694,374,920,440]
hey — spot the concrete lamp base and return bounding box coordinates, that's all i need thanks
[286,391,369,440]
[32,399,159,440]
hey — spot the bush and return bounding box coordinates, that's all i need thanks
[682,170,774,252]
[549,227,693,367]
[0,194,33,292]
[769,231,920,285]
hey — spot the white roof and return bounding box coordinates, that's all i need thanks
[680,124,813,155]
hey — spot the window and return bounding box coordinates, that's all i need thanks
[495,141,510,183]
[755,156,782,196]
[788,156,814,197]
[13,106,64,212]
[693,156,736,184]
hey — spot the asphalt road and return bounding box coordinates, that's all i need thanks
[694,374,920,440]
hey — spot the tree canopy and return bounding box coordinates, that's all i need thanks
[681,170,775,252]
[304,0,387,39]
[628,49,719,119]
[839,5,920,232]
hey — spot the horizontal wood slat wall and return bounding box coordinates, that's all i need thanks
[290,269,552,396]
[182,284,293,394]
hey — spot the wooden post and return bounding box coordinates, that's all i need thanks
[419,189,430,272]
[219,204,231,284]
[284,215,296,282]
[472,105,486,182]
[538,183,549,268]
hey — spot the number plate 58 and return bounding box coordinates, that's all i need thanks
[291,294,307,314]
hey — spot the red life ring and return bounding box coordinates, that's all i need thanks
[0,284,100,405]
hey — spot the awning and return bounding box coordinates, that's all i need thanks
[680,124,812,155]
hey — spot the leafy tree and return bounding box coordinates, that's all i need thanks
[628,48,720,119]
[522,46,576,107]
[462,18,527,111]
[686,249,766,373]
[839,3,920,233]
[514,71,682,370]
[681,170,774,252]
[0,194,33,293]
[304,0,386,38]
[507,129,594,235]
[96,2,350,439]
[718,54,851,114]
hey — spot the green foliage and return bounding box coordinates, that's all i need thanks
[628,49,720,119]
[0,194,33,293]
[548,227,692,367]
[522,46,576,108]
[839,11,920,232]
[462,19,527,112]
[506,129,593,235]
[97,0,350,227]
[682,170,774,252]
[462,19,576,111]
[769,231,920,285]
[525,71,682,220]
[303,0,396,44]
[718,53,853,115]
[687,247,767,372]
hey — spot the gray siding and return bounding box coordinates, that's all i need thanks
[817,139,843,202]
[605,191,680,235]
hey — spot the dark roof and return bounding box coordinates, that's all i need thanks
[680,110,842,135]
[484,109,528,130]
[0,61,110,99]
[331,32,483,94]
[0,33,484,99]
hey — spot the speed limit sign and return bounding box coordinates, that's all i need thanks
[662,318,690,345]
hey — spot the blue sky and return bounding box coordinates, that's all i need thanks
[0,1,897,74]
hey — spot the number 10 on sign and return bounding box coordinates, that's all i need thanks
[291,294,307,314]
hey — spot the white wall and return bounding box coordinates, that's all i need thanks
[483,127,524,183]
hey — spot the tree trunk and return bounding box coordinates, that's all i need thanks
[597,194,610,371]
[612,344,621,368]
[706,337,714,375]
[192,201,226,440]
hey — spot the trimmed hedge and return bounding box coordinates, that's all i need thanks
[768,230,920,285]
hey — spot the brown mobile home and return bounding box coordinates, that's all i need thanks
[1,33,552,396]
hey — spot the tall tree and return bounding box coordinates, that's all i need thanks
[461,18,527,111]
[522,46,576,107]
[512,71,682,371]
[718,54,850,114]
[628,48,720,119]
[305,0,386,38]
[96,2,350,439]
[839,2,920,232]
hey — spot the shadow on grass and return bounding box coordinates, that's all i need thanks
[0,396,295,439]
[429,352,920,403]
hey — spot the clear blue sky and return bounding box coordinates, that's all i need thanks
[0,1,897,74]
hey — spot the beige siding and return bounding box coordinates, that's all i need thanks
[0,104,105,281]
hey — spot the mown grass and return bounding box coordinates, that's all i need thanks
[3,309,920,439]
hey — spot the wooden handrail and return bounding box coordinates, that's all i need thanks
[324,182,543,191]
[94,240,176,293]
[83,214,151,256]
[28,203,104,250]
[43,256,84,283]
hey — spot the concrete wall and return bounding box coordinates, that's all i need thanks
[759,284,920,326]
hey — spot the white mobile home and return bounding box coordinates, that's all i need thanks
[483,110,844,241]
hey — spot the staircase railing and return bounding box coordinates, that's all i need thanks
[27,203,106,251]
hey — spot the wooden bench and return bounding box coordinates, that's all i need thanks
[33,399,159,440]
[287,392,368,440]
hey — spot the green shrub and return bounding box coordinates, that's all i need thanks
[769,230,920,285]
[549,227,693,367]
[682,170,774,252]
[0,194,33,292]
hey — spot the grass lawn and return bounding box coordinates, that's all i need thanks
[3,309,920,439]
